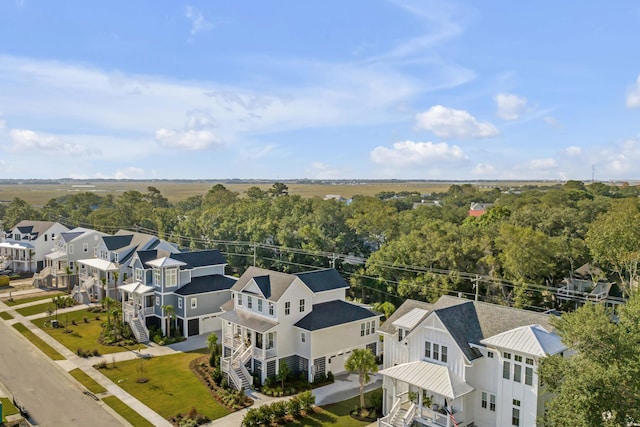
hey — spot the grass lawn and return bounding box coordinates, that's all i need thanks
[32,309,145,356]
[12,323,65,360]
[68,368,107,394]
[285,390,380,427]
[1,397,20,423]
[0,311,13,320]
[2,292,65,307]
[99,351,230,422]
[15,301,57,316]
[102,396,155,427]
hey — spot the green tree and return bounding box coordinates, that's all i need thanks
[162,304,175,337]
[277,359,291,390]
[539,294,640,426]
[345,348,378,411]
[268,182,289,197]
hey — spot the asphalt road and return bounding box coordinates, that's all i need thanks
[0,321,125,427]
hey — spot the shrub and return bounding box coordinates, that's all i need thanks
[327,371,334,382]
[92,349,101,357]
[95,360,108,369]
[369,387,383,413]
[298,390,316,412]
[0,275,10,286]
[287,397,301,418]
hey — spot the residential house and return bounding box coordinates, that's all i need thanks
[468,202,493,217]
[118,249,236,342]
[74,230,178,303]
[219,267,381,390]
[36,227,108,288]
[378,296,566,427]
[557,263,624,309]
[0,221,69,273]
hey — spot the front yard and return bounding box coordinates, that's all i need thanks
[285,390,380,427]
[32,308,145,356]
[97,350,230,422]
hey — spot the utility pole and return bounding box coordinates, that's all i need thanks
[474,274,480,302]
[253,244,257,267]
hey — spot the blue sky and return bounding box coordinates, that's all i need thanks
[1,0,639,181]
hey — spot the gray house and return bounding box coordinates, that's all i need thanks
[119,249,236,342]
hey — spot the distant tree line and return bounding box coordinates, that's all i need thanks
[3,180,640,311]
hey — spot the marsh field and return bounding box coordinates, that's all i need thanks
[0,180,558,206]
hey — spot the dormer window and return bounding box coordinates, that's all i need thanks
[247,296,253,309]
[154,268,161,286]
[238,294,243,306]
[166,268,177,287]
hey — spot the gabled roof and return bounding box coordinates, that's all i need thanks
[170,250,226,269]
[60,231,84,242]
[136,250,159,266]
[481,324,567,356]
[174,274,236,295]
[103,235,133,250]
[392,307,429,330]
[379,299,434,335]
[232,267,298,302]
[379,361,474,399]
[434,302,484,361]
[10,220,64,238]
[294,268,349,293]
[294,300,379,331]
[219,309,278,333]
[253,276,271,299]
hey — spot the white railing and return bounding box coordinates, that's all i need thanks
[403,403,416,427]
[379,397,402,427]
[252,346,278,360]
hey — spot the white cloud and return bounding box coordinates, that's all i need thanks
[495,93,527,120]
[528,158,558,170]
[305,162,341,179]
[626,74,640,108]
[471,163,496,176]
[8,129,87,155]
[564,146,582,156]
[114,167,145,180]
[155,128,221,150]
[370,140,467,166]
[415,105,499,139]
[543,116,561,128]
[185,6,213,35]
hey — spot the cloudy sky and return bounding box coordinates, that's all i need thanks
[1,0,639,180]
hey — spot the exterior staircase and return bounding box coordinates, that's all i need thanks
[233,366,251,390]
[390,407,408,427]
[129,317,149,343]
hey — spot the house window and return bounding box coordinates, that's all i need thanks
[441,345,448,363]
[366,321,371,335]
[248,296,253,309]
[178,298,182,309]
[433,343,440,360]
[269,302,274,315]
[191,298,197,309]
[514,364,522,383]
[285,301,290,315]
[525,367,533,386]
[44,234,48,242]
[481,392,487,409]
[267,332,274,349]
[512,400,521,426]
[361,323,366,337]
[69,244,74,254]
[490,394,496,411]
[155,296,160,306]
[166,268,177,287]
[135,268,143,282]
[154,269,161,286]
[301,332,306,343]
[425,342,431,358]
[238,294,243,306]
[114,253,119,263]
[526,357,534,365]
[504,352,511,359]
[69,261,74,271]
[398,329,404,341]
[514,354,522,362]
[299,298,305,312]
[83,243,88,253]
[503,361,511,379]
[258,299,263,312]
[488,351,494,358]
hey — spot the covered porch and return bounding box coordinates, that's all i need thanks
[77,258,120,301]
[118,282,155,342]
[0,241,35,273]
[379,361,474,427]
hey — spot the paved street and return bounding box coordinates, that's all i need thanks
[0,319,125,427]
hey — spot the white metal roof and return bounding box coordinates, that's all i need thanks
[391,307,429,330]
[480,324,567,356]
[77,258,119,271]
[118,282,155,295]
[379,361,474,399]
[146,257,186,268]
[45,250,67,261]
[0,241,35,250]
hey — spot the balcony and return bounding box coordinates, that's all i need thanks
[252,346,277,361]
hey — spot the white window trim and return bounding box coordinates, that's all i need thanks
[191,298,197,309]
[178,298,183,309]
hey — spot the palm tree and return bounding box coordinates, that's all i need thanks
[162,304,175,338]
[345,348,378,411]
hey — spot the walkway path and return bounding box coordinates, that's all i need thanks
[0,285,380,426]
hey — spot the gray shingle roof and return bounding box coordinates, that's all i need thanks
[294,268,349,293]
[175,274,236,295]
[294,300,379,331]
[103,235,133,250]
[60,231,84,242]
[232,267,297,302]
[253,276,271,299]
[12,221,63,239]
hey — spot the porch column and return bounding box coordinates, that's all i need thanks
[418,389,423,417]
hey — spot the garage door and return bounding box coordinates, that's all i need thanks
[327,350,351,374]
[201,315,221,334]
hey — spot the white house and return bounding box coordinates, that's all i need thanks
[118,249,236,342]
[0,220,69,273]
[37,227,108,287]
[219,267,381,390]
[378,296,566,427]
[75,230,178,303]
